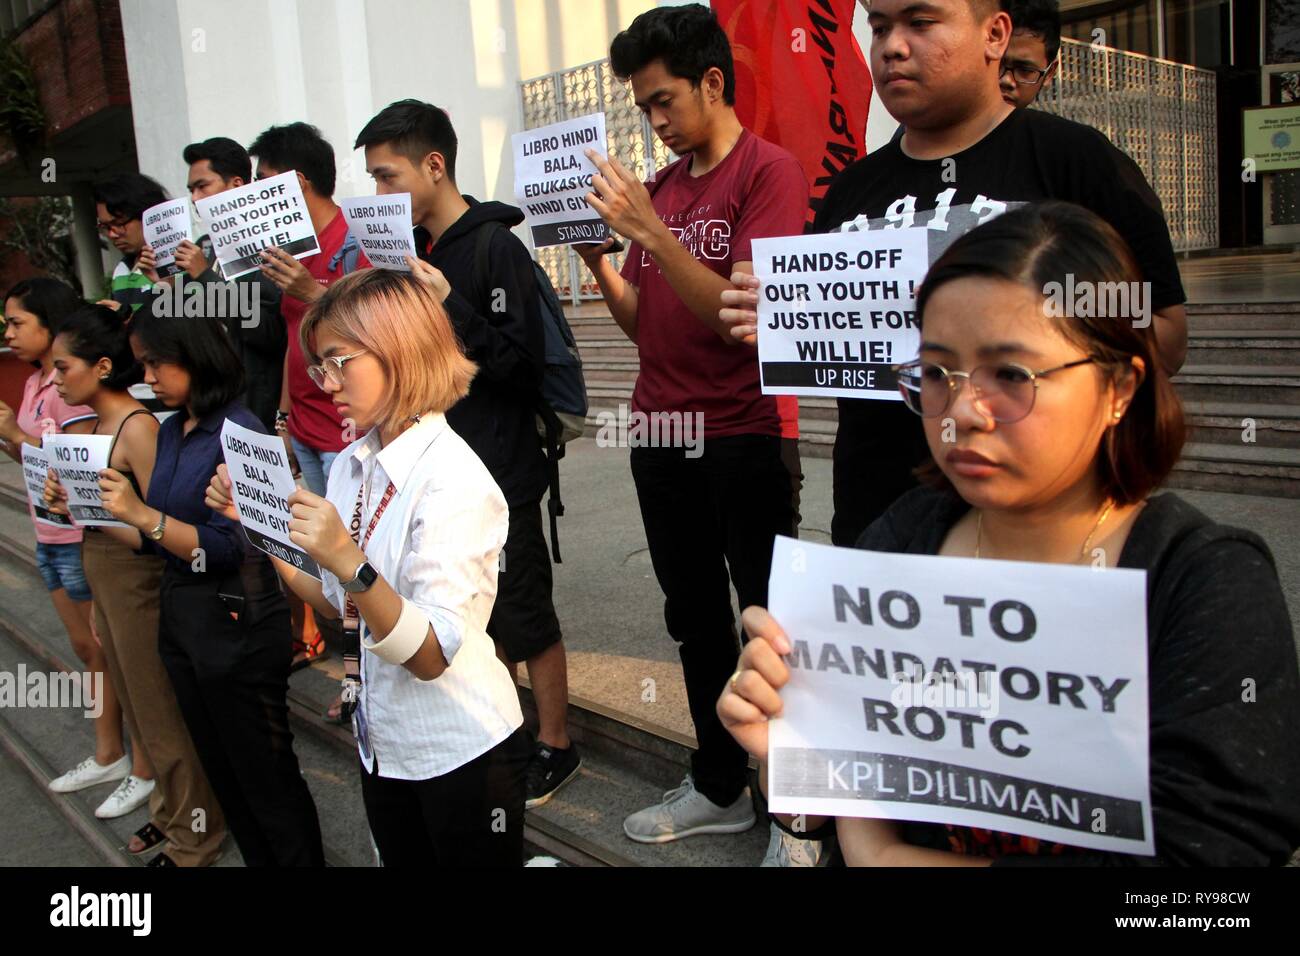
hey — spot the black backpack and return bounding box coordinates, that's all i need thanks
[472,221,589,562]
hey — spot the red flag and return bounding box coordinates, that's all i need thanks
[713,0,872,226]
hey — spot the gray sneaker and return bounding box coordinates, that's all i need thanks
[759,822,831,867]
[623,775,755,844]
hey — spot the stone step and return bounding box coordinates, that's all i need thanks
[1186,330,1300,365]
[1172,364,1300,406]
[1183,402,1300,449]
[1167,442,1300,498]
[1186,303,1300,331]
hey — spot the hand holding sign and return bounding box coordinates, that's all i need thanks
[720,272,762,345]
[260,246,322,302]
[716,606,793,763]
[205,464,239,523]
[42,467,70,517]
[173,239,209,279]
[136,245,161,285]
[584,149,661,249]
[406,257,450,302]
[98,467,147,526]
[287,487,359,580]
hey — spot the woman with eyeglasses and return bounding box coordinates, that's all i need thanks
[97,308,323,866]
[206,270,529,867]
[717,201,1300,866]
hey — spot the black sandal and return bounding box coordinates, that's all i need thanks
[146,851,177,867]
[128,822,166,855]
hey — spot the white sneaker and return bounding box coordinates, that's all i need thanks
[623,775,755,844]
[94,775,155,819]
[48,754,130,794]
[760,822,831,867]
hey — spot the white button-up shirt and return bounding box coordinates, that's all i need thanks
[320,412,523,780]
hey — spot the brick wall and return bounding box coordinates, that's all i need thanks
[13,0,131,140]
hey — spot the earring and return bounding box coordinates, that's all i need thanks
[99,375,109,382]
[1112,410,1123,420]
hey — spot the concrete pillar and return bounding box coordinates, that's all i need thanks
[68,184,105,299]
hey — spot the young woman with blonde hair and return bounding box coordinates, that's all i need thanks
[208,269,530,866]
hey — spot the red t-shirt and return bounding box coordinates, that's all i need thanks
[621,131,809,439]
[283,210,370,453]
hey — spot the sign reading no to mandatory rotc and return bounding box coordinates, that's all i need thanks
[765,536,1153,855]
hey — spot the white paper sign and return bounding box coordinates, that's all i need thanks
[193,170,320,280]
[21,444,73,528]
[339,193,417,271]
[141,198,193,278]
[45,434,127,528]
[220,419,321,580]
[513,113,611,247]
[766,536,1153,856]
[753,230,929,400]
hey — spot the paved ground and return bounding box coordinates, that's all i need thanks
[1180,250,1300,304]
[548,437,1300,740]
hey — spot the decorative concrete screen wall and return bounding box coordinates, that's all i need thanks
[1034,37,1219,254]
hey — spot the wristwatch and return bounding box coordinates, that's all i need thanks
[340,560,379,593]
[146,513,167,541]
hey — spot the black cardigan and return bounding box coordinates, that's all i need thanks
[856,486,1300,866]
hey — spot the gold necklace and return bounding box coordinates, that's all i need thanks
[975,499,1116,561]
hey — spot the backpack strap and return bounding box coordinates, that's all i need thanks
[329,232,362,274]
[471,220,503,307]
[538,404,565,564]
[472,220,564,563]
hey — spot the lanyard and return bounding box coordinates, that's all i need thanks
[339,474,397,715]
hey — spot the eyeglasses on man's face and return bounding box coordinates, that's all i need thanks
[1000,60,1051,86]
[894,357,1097,424]
[96,216,133,236]
[307,349,368,390]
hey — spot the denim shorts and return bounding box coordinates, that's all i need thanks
[35,541,93,603]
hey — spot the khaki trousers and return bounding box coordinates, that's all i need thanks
[82,532,227,866]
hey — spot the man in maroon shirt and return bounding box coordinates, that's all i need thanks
[251,122,369,710]
[578,5,810,847]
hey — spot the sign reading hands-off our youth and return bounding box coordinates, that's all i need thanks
[44,434,128,528]
[193,170,320,280]
[141,199,194,278]
[220,419,321,580]
[21,444,72,527]
[513,113,611,247]
[765,536,1153,855]
[339,193,417,271]
[753,230,928,400]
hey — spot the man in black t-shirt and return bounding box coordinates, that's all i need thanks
[724,0,1187,546]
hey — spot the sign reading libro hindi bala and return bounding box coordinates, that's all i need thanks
[44,434,127,528]
[512,113,611,247]
[141,198,193,278]
[21,444,72,528]
[339,193,417,271]
[1244,103,1300,173]
[765,536,1153,855]
[193,170,320,280]
[753,229,929,400]
[220,419,321,580]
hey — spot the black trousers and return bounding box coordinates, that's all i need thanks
[359,727,531,867]
[159,569,324,867]
[629,434,794,807]
[831,399,929,546]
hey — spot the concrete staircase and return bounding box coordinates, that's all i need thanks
[0,465,770,868]
[571,301,1300,498]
